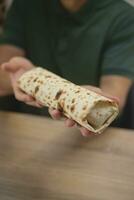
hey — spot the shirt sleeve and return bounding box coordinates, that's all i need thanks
[0,0,26,50]
[101,9,134,80]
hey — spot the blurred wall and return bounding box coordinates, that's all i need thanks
[0,0,13,32]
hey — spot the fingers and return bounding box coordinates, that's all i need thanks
[83,85,120,104]
[11,77,35,103]
[13,86,33,102]
[65,118,76,127]
[1,62,25,73]
[1,62,15,72]
[8,57,34,69]
[0,57,37,105]
[13,83,43,107]
[12,84,42,108]
[79,127,93,137]
[0,57,41,108]
[96,89,120,104]
[106,95,120,104]
[49,107,93,137]
[1,57,34,73]
[65,120,93,137]
[65,119,94,137]
[49,108,75,127]
[48,108,62,120]
[100,92,120,106]
[83,85,101,94]
[48,108,75,126]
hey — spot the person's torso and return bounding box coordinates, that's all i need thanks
[23,0,128,86]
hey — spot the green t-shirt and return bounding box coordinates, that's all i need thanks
[0,0,134,115]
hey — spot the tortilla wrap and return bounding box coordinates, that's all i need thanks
[18,67,119,134]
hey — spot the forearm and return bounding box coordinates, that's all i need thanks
[0,45,25,95]
[100,75,132,111]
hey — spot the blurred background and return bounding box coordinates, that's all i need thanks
[0,0,12,32]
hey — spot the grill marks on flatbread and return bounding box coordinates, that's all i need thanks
[18,67,119,134]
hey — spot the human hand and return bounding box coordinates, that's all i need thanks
[1,57,42,107]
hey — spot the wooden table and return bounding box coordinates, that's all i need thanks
[0,111,134,200]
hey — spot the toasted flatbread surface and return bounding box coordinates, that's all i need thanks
[18,67,119,134]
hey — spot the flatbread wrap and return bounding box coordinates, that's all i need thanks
[18,67,119,134]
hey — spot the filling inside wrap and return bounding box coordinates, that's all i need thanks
[87,101,116,129]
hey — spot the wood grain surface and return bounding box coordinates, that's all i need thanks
[0,111,134,200]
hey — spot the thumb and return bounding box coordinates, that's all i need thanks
[1,57,34,73]
[1,62,19,73]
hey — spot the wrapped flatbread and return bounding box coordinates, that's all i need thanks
[18,67,119,134]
